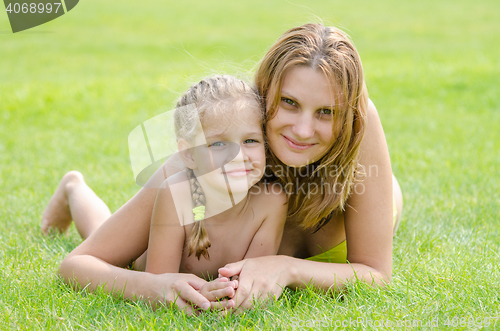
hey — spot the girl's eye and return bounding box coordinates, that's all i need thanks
[208,142,225,147]
[244,139,260,144]
[281,97,297,107]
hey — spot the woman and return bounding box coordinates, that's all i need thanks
[47,23,402,313]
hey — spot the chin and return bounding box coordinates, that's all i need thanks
[274,152,313,168]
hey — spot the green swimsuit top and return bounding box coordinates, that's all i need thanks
[306,198,398,264]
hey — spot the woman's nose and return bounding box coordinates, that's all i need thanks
[291,113,315,139]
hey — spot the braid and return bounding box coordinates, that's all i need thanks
[186,168,211,260]
[173,75,262,260]
[187,168,206,207]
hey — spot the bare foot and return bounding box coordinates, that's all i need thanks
[41,171,84,235]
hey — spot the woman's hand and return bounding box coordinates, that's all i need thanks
[218,256,292,311]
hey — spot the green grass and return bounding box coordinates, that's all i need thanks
[1,0,500,329]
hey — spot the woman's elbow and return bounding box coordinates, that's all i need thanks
[361,268,391,287]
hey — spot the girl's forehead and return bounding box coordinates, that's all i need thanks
[202,116,263,138]
[201,102,263,130]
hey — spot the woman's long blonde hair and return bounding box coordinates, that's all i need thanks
[255,23,368,229]
[174,75,262,259]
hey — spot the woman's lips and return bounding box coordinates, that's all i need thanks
[282,135,315,150]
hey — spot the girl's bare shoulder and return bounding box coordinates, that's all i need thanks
[161,170,192,226]
[166,169,189,187]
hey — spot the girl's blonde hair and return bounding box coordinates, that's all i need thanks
[174,75,262,259]
[255,23,368,229]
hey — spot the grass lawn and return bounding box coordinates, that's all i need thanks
[1,0,499,329]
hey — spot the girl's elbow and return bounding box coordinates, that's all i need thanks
[58,256,72,282]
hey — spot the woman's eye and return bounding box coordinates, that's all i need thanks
[319,108,333,116]
[281,97,297,107]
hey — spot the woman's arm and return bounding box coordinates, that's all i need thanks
[219,100,394,309]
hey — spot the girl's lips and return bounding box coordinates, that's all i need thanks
[222,169,252,177]
[282,135,315,150]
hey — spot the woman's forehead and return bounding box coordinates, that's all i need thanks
[282,66,339,100]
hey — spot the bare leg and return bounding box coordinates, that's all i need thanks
[42,171,111,239]
[392,174,404,236]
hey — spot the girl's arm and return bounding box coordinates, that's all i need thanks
[243,183,287,259]
[59,158,212,313]
[219,100,394,309]
[145,180,185,274]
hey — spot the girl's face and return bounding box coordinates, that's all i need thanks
[190,109,265,195]
[266,65,337,167]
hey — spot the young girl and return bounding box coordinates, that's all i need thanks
[144,75,286,304]
[54,23,403,313]
[44,75,287,310]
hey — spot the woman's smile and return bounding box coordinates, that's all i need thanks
[282,134,317,150]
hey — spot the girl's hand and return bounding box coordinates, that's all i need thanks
[199,277,238,309]
[218,256,291,311]
[147,272,212,315]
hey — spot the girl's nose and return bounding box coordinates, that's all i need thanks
[235,146,249,162]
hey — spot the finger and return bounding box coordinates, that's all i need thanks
[231,280,252,309]
[206,279,237,291]
[174,281,210,311]
[226,280,238,299]
[206,287,235,301]
[173,299,195,316]
[218,260,246,278]
[162,296,195,316]
[209,298,235,310]
[186,275,208,291]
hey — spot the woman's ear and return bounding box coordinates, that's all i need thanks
[178,138,197,169]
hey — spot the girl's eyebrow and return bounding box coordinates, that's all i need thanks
[205,132,223,139]
[245,131,264,136]
[205,129,227,139]
[205,130,263,140]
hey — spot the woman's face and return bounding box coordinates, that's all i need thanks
[266,65,337,167]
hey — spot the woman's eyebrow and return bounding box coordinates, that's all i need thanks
[280,90,297,100]
[281,90,335,110]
